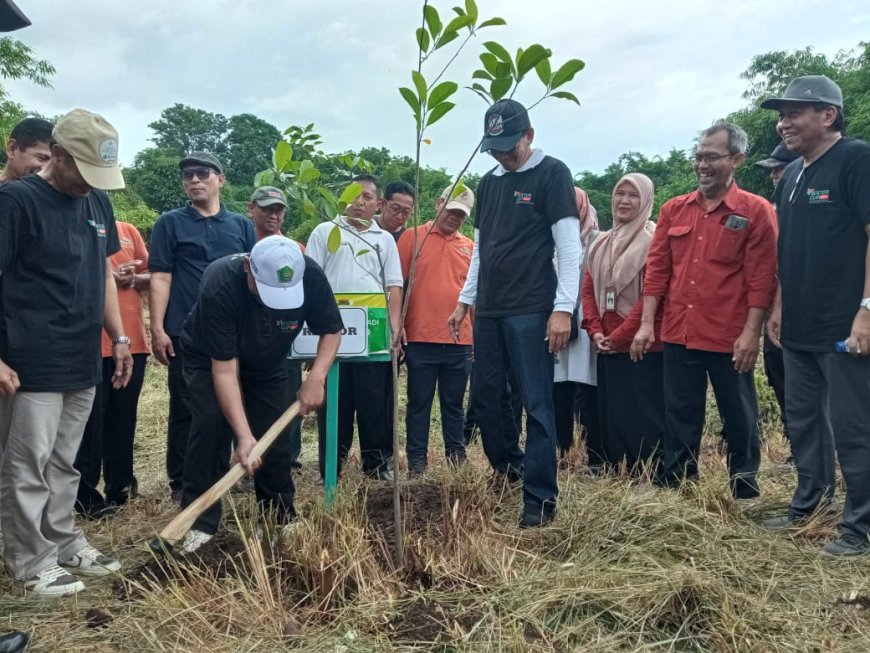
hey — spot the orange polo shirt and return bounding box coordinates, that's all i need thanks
[397,222,473,345]
[101,222,150,357]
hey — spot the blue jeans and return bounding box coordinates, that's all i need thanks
[405,342,471,468]
[473,312,558,509]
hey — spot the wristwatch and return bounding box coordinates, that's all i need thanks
[861,298,870,312]
[111,336,131,346]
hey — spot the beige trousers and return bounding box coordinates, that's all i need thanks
[0,388,95,579]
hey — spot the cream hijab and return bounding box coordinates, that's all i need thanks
[587,173,656,318]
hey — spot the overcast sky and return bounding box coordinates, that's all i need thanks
[6,0,869,178]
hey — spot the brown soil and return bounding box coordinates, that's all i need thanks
[112,530,249,600]
[387,598,482,645]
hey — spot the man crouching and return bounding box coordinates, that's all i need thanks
[177,236,341,553]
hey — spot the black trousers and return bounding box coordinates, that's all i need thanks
[316,361,393,478]
[597,352,665,472]
[464,363,523,445]
[284,357,303,467]
[404,342,471,468]
[553,381,600,460]
[182,365,296,535]
[661,344,761,498]
[74,353,148,514]
[784,348,870,538]
[167,335,191,494]
[762,333,788,438]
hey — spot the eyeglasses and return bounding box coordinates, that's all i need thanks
[384,202,412,217]
[181,167,216,181]
[692,152,733,164]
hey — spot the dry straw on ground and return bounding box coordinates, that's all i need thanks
[1,360,868,652]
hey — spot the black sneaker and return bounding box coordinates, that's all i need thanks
[518,503,555,529]
[820,533,870,558]
[761,514,806,530]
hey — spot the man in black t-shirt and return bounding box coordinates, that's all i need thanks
[762,76,870,557]
[0,109,133,595]
[448,99,581,528]
[175,236,341,553]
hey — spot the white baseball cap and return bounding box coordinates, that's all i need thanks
[248,235,305,310]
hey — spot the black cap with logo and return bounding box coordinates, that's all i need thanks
[480,99,531,153]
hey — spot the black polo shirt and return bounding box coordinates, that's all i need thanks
[474,155,579,317]
[180,254,342,381]
[774,137,870,351]
[149,203,256,336]
[0,176,120,391]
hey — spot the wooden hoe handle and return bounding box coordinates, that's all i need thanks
[157,401,301,543]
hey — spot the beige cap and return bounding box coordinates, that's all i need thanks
[52,109,125,190]
[439,184,475,216]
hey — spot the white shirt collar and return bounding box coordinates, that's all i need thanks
[337,215,384,234]
[492,148,545,177]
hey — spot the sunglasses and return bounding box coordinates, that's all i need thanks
[181,167,216,181]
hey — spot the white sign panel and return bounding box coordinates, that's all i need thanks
[291,306,368,358]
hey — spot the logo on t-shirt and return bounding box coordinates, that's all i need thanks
[457,245,472,258]
[87,218,107,237]
[514,191,534,205]
[807,188,832,204]
[276,319,299,333]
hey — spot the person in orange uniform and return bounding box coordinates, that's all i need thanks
[74,222,150,517]
[397,184,475,476]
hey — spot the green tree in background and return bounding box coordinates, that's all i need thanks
[222,113,281,186]
[576,41,870,220]
[728,42,870,198]
[124,147,184,214]
[148,103,229,157]
[109,187,159,240]
[0,36,54,159]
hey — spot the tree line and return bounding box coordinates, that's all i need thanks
[2,38,868,237]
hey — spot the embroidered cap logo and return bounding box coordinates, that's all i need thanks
[276,265,294,284]
[487,113,504,136]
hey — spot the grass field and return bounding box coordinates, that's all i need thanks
[1,359,869,652]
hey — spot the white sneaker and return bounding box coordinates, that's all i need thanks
[24,564,85,596]
[180,529,213,554]
[255,522,297,541]
[60,545,121,577]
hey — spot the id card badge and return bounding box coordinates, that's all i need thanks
[605,287,616,311]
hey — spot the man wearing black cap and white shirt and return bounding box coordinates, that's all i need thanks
[448,99,581,527]
[761,76,870,557]
[149,152,255,501]
[175,236,342,553]
[0,109,133,595]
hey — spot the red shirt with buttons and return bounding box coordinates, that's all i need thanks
[642,182,778,353]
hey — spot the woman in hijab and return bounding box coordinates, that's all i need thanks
[581,173,664,474]
[553,188,601,464]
